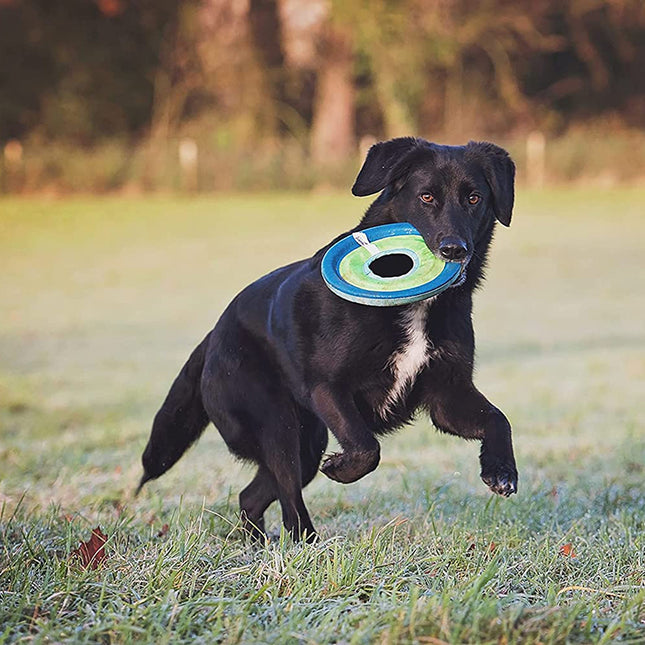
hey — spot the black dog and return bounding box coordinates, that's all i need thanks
[138,137,518,541]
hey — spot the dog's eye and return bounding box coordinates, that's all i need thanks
[420,193,435,204]
[468,193,481,205]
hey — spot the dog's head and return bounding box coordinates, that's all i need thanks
[352,137,515,269]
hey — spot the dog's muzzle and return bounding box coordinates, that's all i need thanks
[434,236,470,287]
[438,236,469,262]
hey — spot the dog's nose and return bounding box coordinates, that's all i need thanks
[438,237,469,262]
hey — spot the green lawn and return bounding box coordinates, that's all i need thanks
[1,189,644,643]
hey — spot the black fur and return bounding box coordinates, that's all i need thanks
[138,137,519,541]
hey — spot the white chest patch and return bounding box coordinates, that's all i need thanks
[379,301,432,418]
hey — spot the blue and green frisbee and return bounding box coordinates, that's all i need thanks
[321,223,462,306]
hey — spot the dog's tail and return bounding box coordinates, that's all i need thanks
[136,334,211,495]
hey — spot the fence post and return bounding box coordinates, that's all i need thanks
[526,131,546,189]
[178,138,198,192]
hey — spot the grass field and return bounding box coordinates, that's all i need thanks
[1,189,644,643]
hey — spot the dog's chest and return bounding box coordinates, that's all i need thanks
[378,302,433,418]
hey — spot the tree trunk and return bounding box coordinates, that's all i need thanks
[310,24,355,165]
[248,0,287,137]
[374,68,416,138]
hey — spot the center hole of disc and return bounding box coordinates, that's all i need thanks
[369,253,414,278]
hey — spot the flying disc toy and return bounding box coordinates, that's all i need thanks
[321,223,462,306]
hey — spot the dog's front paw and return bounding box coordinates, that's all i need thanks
[480,457,518,497]
[320,450,380,483]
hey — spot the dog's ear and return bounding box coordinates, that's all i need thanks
[352,137,421,196]
[467,141,515,226]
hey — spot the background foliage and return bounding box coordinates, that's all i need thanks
[1,0,644,191]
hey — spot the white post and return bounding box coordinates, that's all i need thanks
[3,140,24,193]
[526,131,546,189]
[178,138,198,191]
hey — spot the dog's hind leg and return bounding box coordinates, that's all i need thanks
[263,428,317,542]
[240,415,325,542]
[239,467,278,541]
[200,326,322,541]
[208,387,320,541]
[239,425,323,543]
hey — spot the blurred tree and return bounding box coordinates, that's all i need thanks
[343,0,423,137]
[0,1,57,141]
[0,0,184,144]
[519,0,645,129]
[148,3,204,144]
[191,0,257,130]
[1,0,644,178]
[309,18,356,164]
[248,0,287,137]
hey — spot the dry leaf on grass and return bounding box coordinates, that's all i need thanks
[70,527,108,569]
[559,543,577,558]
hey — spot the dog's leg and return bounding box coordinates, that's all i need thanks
[250,414,317,542]
[478,411,518,497]
[299,415,328,487]
[239,428,325,543]
[425,381,518,496]
[205,366,319,541]
[239,467,278,542]
[263,444,315,541]
[276,480,317,543]
[311,384,380,484]
[239,415,324,542]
